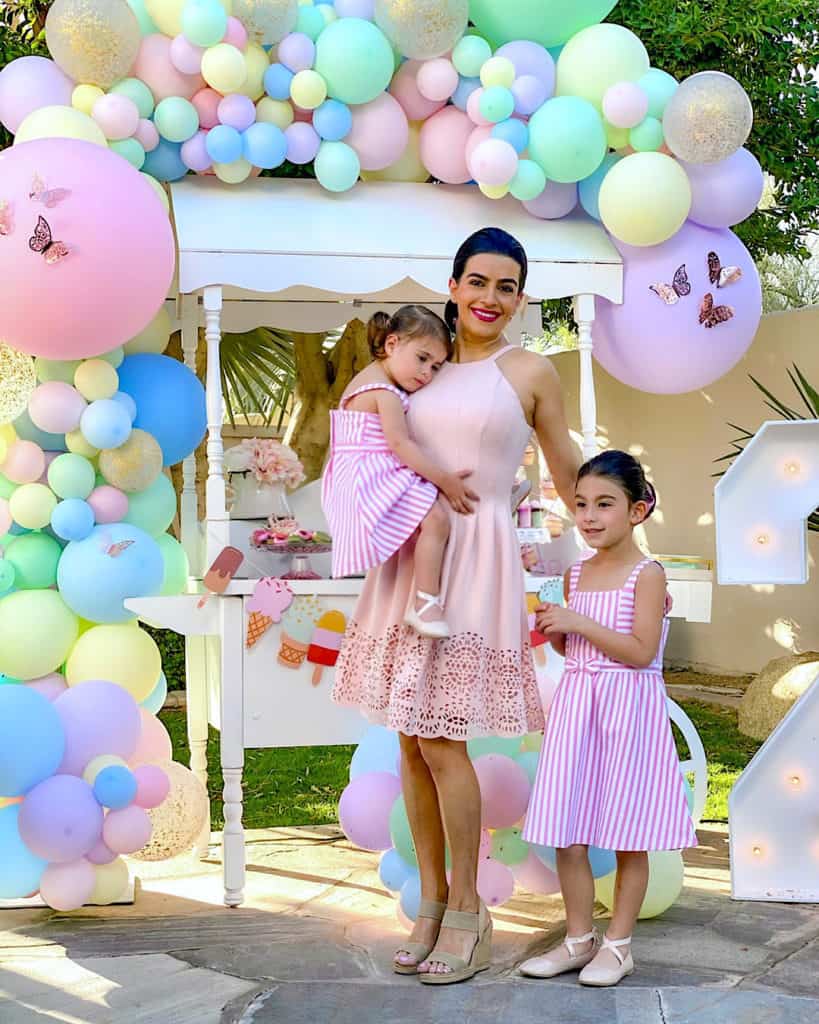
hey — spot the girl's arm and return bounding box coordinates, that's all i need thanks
[536,564,666,668]
[376,390,479,514]
[543,569,571,656]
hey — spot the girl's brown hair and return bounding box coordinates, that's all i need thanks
[367,304,453,361]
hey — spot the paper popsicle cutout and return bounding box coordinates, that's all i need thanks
[198,545,244,608]
[306,610,346,685]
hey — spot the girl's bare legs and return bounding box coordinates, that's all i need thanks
[416,737,483,975]
[393,733,449,968]
[550,845,596,961]
[593,850,649,966]
[413,499,450,623]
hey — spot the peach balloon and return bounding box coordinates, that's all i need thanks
[132,34,205,102]
[2,440,46,484]
[129,707,173,765]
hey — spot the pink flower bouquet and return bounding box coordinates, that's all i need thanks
[224,438,305,489]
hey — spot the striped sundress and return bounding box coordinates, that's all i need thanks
[321,382,437,579]
[522,558,697,852]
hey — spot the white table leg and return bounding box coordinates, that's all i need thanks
[186,634,211,859]
[220,596,245,907]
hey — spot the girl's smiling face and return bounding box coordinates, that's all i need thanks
[448,252,525,341]
[574,474,650,548]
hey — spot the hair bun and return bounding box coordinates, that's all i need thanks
[367,310,392,359]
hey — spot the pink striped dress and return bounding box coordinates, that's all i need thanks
[522,558,697,852]
[321,382,438,579]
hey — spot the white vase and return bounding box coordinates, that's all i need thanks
[228,475,292,521]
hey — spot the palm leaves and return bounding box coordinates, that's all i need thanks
[715,364,819,531]
[219,327,296,431]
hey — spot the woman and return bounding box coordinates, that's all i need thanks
[332,228,580,984]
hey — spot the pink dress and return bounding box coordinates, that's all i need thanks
[522,558,697,851]
[332,346,544,740]
[322,382,438,579]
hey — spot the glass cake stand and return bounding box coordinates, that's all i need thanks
[251,540,332,580]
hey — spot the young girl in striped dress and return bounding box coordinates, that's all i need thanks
[520,451,696,987]
[321,305,478,639]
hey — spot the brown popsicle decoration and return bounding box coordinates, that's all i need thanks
[197,545,244,608]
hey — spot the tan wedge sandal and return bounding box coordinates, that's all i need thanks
[418,902,493,985]
[393,899,447,975]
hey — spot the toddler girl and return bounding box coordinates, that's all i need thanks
[321,305,478,638]
[519,450,696,987]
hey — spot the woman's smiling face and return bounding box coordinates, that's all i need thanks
[448,252,524,341]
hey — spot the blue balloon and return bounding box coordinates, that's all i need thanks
[142,138,188,182]
[399,872,422,921]
[0,686,65,797]
[313,99,352,141]
[349,725,400,780]
[80,399,133,450]
[242,122,287,169]
[51,498,95,542]
[492,118,529,154]
[111,391,137,423]
[0,806,48,899]
[264,62,294,100]
[13,409,67,452]
[534,843,616,879]
[117,354,207,466]
[578,153,622,221]
[379,847,414,892]
[452,75,480,111]
[93,765,138,810]
[206,124,243,164]
[57,523,164,623]
[141,671,168,715]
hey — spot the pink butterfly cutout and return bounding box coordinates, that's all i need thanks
[0,200,13,236]
[707,250,742,289]
[699,293,735,328]
[29,173,71,208]
[649,264,691,305]
[29,215,70,264]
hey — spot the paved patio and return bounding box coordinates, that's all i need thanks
[2,824,818,1023]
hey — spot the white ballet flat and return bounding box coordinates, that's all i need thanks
[519,928,600,978]
[578,934,634,987]
[404,590,450,639]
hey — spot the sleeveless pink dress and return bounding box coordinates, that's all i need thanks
[321,382,437,579]
[522,558,697,851]
[332,346,544,740]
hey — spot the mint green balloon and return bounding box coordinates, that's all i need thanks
[491,827,529,866]
[638,68,678,119]
[157,532,189,595]
[556,24,649,110]
[480,85,514,124]
[629,116,664,152]
[296,4,325,41]
[314,141,360,193]
[47,454,96,500]
[452,35,492,77]
[469,0,617,49]
[467,735,522,759]
[529,96,606,183]
[388,795,417,867]
[0,474,17,499]
[110,78,155,119]
[154,97,199,143]
[126,0,159,36]
[315,18,395,105]
[100,347,125,369]
[110,138,146,170]
[182,0,228,47]
[123,473,176,536]
[34,357,81,385]
[4,533,62,590]
[510,159,546,201]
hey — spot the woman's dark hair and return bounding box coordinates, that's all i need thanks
[367,304,453,361]
[444,227,528,333]
[577,450,657,521]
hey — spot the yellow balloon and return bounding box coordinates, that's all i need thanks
[290,69,327,110]
[0,590,78,680]
[89,857,130,905]
[125,305,172,355]
[480,56,515,89]
[66,623,161,702]
[99,429,163,493]
[594,850,684,919]
[360,121,428,183]
[139,173,170,213]
[72,84,105,115]
[201,43,247,94]
[256,97,294,130]
[14,105,107,147]
[66,429,100,458]
[146,0,231,38]
[236,43,270,102]
[598,152,691,246]
[9,483,57,530]
[479,182,509,199]
[604,120,630,151]
[213,158,253,183]
[74,359,119,401]
[82,754,128,786]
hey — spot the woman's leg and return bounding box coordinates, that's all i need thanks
[413,499,449,621]
[596,850,649,966]
[416,737,483,974]
[394,733,449,967]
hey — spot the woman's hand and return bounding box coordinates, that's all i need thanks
[440,470,480,515]
[535,602,581,635]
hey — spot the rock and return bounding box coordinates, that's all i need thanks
[738,652,819,740]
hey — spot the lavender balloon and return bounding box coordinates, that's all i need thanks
[19,775,103,863]
[218,93,256,131]
[495,40,555,94]
[55,680,142,776]
[335,0,375,17]
[285,122,320,164]
[594,222,762,394]
[0,56,73,134]
[338,770,401,851]
[523,180,578,219]
[278,32,316,73]
[681,148,764,229]
[511,75,548,116]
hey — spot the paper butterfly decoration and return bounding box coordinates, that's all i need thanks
[707,250,742,289]
[649,264,691,305]
[29,215,70,264]
[29,173,71,208]
[699,293,735,329]
[0,200,13,236]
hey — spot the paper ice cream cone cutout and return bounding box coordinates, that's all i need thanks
[277,595,324,671]
[277,631,309,668]
[246,611,273,648]
[307,610,346,686]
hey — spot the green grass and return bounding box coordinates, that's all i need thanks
[159,698,761,831]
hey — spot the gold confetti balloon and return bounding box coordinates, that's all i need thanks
[99,428,163,493]
[129,760,209,862]
[230,0,299,46]
[45,0,142,89]
[0,343,37,426]
[375,0,468,60]
[662,71,752,165]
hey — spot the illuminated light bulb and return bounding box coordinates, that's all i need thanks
[790,775,801,788]
[783,460,801,476]
[752,845,763,857]
[755,533,770,546]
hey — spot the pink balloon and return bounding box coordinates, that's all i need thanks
[28,382,87,434]
[223,16,248,50]
[468,138,518,187]
[0,139,176,359]
[92,94,140,141]
[218,93,256,131]
[170,34,205,76]
[390,60,446,121]
[602,82,649,129]
[346,93,409,171]
[129,707,173,765]
[85,839,117,865]
[0,56,74,134]
[466,87,491,126]
[0,498,10,535]
[181,130,212,172]
[133,764,171,808]
[25,674,68,701]
[278,32,315,73]
[132,34,204,102]
[134,118,160,152]
[2,440,46,484]
[512,850,561,894]
[38,450,61,485]
[103,804,152,855]
[465,124,492,166]
[55,680,142,777]
[338,771,402,851]
[420,107,474,184]
[523,180,578,219]
[39,858,96,911]
[192,88,222,130]
[87,484,129,524]
[477,857,515,907]
[416,58,459,103]
[473,754,531,828]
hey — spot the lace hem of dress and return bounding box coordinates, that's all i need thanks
[333,621,545,740]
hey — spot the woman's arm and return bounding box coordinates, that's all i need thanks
[536,564,667,668]
[531,358,582,511]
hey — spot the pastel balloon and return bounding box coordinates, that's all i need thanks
[133,764,171,808]
[350,725,400,780]
[0,685,65,797]
[66,623,161,703]
[512,849,561,895]
[110,78,156,118]
[477,857,515,906]
[314,141,360,193]
[0,590,78,681]
[242,122,287,168]
[290,69,327,110]
[170,34,205,75]
[154,96,200,142]
[339,771,402,851]
[511,75,548,116]
[94,765,138,809]
[510,160,547,202]
[182,0,228,47]
[110,139,146,170]
[595,849,684,919]
[556,23,649,109]
[202,43,247,94]
[132,34,205,102]
[599,152,691,246]
[2,440,46,484]
[638,68,678,119]
[47,453,95,499]
[419,106,474,184]
[98,429,163,493]
[264,62,294,100]
[103,804,152,854]
[19,774,103,862]
[39,858,96,911]
[469,0,617,49]
[285,121,320,164]
[92,94,140,140]
[0,56,74,134]
[223,16,248,49]
[466,87,491,126]
[85,839,117,865]
[72,84,105,116]
[468,138,518,187]
[496,39,555,88]
[181,130,212,171]
[129,706,174,764]
[9,483,57,530]
[389,59,446,121]
[141,670,168,714]
[89,855,130,903]
[157,533,189,595]
[51,498,96,541]
[315,18,394,106]
[123,472,176,536]
[379,847,414,892]
[473,754,531,828]
[416,58,459,102]
[45,0,141,89]
[682,148,764,229]
[312,99,351,141]
[25,673,68,702]
[492,118,528,154]
[87,485,129,524]
[346,92,408,171]
[522,179,577,219]
[360,121,427,183]
[80,400,133,451]
[74,360,119,402]
[14,105,107,147]
[528,96,606,182]
[27,382,87,436]
[134,118,160,152]
[578,152,621,221]
[192,87,223,129]
[219,93,256,130]
[55,679,142,776]
[125,305,171,356]
[602,82,649,129]
[279,31,316,72]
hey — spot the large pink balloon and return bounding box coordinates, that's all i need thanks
[473,754,531,829]
[39,858,96,911]
[346,93,409,171]
[512,850,561,894]
[477,857,515,906]
[338,771,401,851]
[0,56,74,134]
[132,34,205,102]
[0,139,175,359]
[594,222,762,394]
[390,60,446,121]
[128,707,173,765]
[420,107,474,184]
